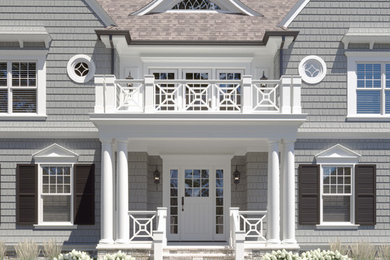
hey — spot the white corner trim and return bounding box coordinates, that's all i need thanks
[67,54,96,84]
[279,0,310,28]
[316,223,360,230]
[131,0,261,16]
[33,143,79,163]
[298,55,327,84]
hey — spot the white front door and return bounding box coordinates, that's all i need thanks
[163,155,231,242]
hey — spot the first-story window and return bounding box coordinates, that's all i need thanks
[322,166,352,223]
[0,61,37,113]
[40,165,73,224]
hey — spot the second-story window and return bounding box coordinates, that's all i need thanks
[356,63,390,115]
[0,61,37,113]
[172,0,221,10]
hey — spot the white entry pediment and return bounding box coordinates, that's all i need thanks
[315,144,361,164]
[33,143,79,163]
[131,0,262,16]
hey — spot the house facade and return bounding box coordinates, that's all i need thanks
[0,0,389,259]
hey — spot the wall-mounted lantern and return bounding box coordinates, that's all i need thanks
[233,165,241,185]
[126,72,134,87]
[153,166,161,185]
[260,71,268,88]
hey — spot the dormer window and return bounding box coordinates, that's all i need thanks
[172,0,221,10]
[132,0,262,17]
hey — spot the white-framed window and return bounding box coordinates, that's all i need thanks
[298,55,327,84]
[67,54,96,84]
[172,0,221,10]
[315,144,361,227]
[32,143,79,227]
[347,52,390,118]
[39,165,74,224]
[0,51,46,117]
[321,165,353,224]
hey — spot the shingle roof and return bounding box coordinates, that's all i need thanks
[94,0,300,42]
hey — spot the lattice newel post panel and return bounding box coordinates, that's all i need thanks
[144,75,155,113]
[280,76,292,114]
[241,75,253,113]
[292,76,302,114]
[153,207,167,260]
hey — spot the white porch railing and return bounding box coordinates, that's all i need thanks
[94,75,302,114]
[128,207,167,260]
[230,207,267,259]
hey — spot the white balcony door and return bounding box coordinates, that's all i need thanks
[163,155,231,242]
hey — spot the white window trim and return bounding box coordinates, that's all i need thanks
[67,54,96,84]
[36,163,75,227]
[346,51,390,119]
[0,50,47,118]
[298,55,327,84]
[318,164,357,227]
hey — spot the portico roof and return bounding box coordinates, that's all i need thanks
[93,0,300,42]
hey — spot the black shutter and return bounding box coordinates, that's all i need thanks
[16,164,38,225]
[298,164,320,225]
[355,165,376,225]
[74,164,95,225]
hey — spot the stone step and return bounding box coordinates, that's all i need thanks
[163,247,235,260]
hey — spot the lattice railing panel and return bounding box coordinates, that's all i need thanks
[129,211,157,241]
[239,211,267,241]
[252,81,280,112]
[116,80,144,111]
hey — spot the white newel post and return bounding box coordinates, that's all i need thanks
[267,140,281,244]
[116,139,129,243]
[100,139,114,244]
[280,76,292,114]
[153,207,167,260]
[292,76,302,114]
[101,75,117,113]
[230,207,245,260]
[282,140,297,244]
[144,75,155,113]
[242,75,253,113]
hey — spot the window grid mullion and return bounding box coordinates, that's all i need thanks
[7,62,12,113]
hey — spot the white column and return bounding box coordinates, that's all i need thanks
[282,140,297,244]
[99,139,114,244]
[116,139,129,243]
[267,139,281,244]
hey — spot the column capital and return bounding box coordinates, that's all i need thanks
[100,138,114,145]
[268,138,281,144]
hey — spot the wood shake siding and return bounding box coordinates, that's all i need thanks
[0,0,110,134]
[285,0,390,134]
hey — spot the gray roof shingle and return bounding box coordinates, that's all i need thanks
[94,0,300,42]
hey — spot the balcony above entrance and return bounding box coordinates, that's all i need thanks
[94,74,302,116]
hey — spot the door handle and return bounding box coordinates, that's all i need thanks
[182,196,184,211]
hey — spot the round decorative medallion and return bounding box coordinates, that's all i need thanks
[67,54,96,83]
[298,55,327,84]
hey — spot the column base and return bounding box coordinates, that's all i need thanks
[115,239,130,244]
[98,238,114,244]
[267,238,281,244]
[282,238,297,244]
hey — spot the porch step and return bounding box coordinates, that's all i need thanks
[163,246,234,260]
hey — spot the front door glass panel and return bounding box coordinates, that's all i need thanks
[170,169,179,234]
[185,169,209,197]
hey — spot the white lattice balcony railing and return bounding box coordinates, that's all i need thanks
[94,75,302,115]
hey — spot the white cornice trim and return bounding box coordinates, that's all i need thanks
[131,0,262,16]
[84,0,116,26]
[279,0,310,29]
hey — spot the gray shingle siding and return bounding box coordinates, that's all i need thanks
[295,139,390,247]
[0,0,110,132]
[285,0,390,132]
[0,139,101,247]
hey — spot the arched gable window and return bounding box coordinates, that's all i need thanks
[172,0,221,10]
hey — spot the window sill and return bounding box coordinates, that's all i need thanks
[316,223,360,230]
[346,115,390,122]
[33,224,78,230]
[0,114,47,121]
